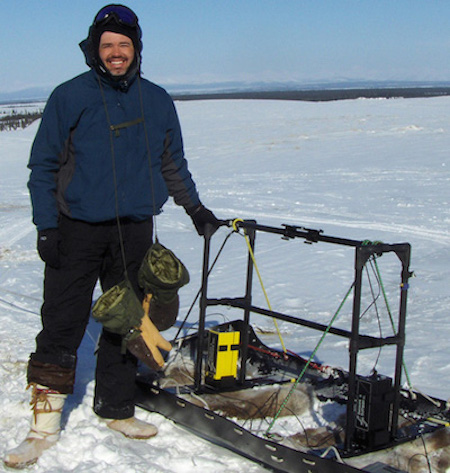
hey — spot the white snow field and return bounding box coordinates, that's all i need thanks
[0,95,449,472]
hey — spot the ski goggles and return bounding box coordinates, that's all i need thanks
[94,5,138,27]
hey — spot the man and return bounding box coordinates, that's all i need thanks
[4,4,219,469]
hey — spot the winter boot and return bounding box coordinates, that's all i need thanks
[3,384,67,469]
[107,417,158,439]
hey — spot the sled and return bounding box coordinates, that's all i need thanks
[135,220,450,473]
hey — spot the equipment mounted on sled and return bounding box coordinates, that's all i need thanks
[135,219,450,473]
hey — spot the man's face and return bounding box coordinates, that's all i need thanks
[98,31,135,77]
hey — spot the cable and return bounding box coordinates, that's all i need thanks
[265,282,354,436]
[407,453,432,473]
[0,296,39,316]
[172,229,235,342]
[418,432,433,473]
[0,287,41,303]
[97,77,130,282]
[398,413,432,473]
[232,218,287,353]
[364,257,383,373]
[370,256,415,391]
[0,295,100,350]
[320,446,345,464]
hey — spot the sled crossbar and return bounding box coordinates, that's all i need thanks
[207,297,401,349]
[196,220,412,453]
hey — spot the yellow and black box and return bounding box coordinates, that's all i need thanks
[205,329,240,388]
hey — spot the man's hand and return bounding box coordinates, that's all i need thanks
[187,204,221,236]
[37,229,61,268]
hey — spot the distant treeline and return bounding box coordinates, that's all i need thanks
[0,110,43,131]
[1,87,449,132]
[172,86,450,102]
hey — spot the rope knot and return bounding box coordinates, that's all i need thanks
[27,383,63,422]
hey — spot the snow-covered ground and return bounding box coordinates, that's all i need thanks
[0,96,449,472]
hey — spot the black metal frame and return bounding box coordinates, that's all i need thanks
[194,220,413,453]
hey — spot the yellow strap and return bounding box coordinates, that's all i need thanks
[232,218,244,232]
[232,219,287,353]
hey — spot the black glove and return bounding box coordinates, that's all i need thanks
[186,204,221,236]
[37,229,61,268]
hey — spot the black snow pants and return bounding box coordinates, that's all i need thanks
[28,215,153,419]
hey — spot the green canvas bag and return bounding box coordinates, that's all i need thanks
[138,241,190,304]
[92,279,144,352]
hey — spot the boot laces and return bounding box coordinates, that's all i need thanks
[27,383,63,422]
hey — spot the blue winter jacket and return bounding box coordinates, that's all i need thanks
[28,69,200,231]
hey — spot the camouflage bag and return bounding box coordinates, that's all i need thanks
[138,241,190,331]
[138,241,190,304]
[92,279,144,352]
[92,279,171,370]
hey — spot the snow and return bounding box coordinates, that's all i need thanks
[0,95,449,472]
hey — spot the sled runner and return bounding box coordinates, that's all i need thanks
[135,220,450,473]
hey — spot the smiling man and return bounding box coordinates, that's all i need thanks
[3,4,220,469]
[98,31,135,76]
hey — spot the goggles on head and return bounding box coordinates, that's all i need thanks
[94,4,138,27]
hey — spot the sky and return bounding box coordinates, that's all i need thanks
[3,0,450,96]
